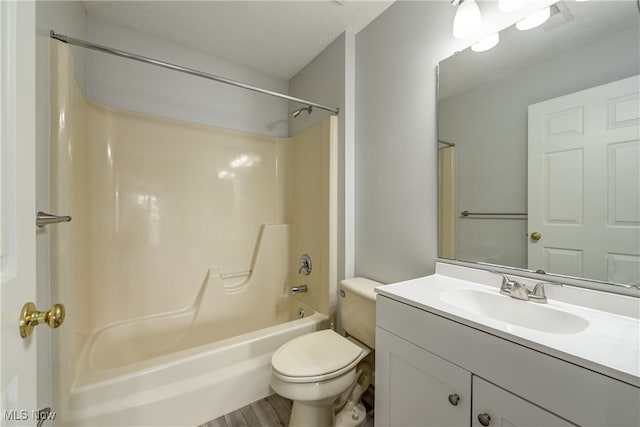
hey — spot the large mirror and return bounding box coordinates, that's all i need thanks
[438,1,640,287]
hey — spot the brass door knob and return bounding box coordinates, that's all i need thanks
[530,231,542,241]
[19,302,65,338]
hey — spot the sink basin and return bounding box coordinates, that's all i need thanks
[439,288,590,334]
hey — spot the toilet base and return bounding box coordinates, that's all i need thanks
[335,401,368,427]
[288,399,368,427]
[289,400,334,427]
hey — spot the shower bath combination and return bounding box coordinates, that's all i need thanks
[49,39,339,426]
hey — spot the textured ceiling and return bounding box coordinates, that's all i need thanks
[83,0,394,80]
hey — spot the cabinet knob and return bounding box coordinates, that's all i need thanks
[447,393,460,406]
[477,413,491,426]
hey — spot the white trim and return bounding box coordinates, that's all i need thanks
[0,0,18,283]
[343,31,356,279]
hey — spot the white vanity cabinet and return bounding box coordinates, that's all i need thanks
[375,294,640,427]
[376,325,572,427]
[376,327,471,426]
[471,377,572,427]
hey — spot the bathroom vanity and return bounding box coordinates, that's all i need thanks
[374,263,640,427]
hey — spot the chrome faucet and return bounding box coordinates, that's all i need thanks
[499,274,547,303]
[291,284,308,295]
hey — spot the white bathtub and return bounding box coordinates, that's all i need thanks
[69,299,328,426]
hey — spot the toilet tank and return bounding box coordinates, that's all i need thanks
[340,278,382,349]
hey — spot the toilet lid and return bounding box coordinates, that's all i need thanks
[272,330,364,378]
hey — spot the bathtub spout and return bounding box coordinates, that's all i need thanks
[290,285,308,295]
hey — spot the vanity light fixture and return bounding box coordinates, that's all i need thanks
[452,0,482,39]
[471,33,500,52]
[498,0,527,12]
[516,6,551,31]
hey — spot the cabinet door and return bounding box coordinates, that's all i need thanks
[375,327,471,427]
[472,377,575,427]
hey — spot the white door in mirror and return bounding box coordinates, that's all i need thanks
[527,75,640,284]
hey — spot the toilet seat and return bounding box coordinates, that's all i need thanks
[272,330,364,383]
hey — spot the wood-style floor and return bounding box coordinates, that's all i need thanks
[199,394,293,427]
[200,393,374,427]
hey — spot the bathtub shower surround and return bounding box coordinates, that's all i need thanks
[49,41,337,425]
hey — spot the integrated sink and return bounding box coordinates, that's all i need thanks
[439,288,590,334]
[376,263,640,388]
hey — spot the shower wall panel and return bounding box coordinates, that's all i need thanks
[85,104,291,329]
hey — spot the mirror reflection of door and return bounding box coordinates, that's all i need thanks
[527,75,640,285]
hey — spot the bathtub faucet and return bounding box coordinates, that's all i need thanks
[291,285,308,295]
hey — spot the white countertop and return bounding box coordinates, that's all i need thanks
[375,263,640,388]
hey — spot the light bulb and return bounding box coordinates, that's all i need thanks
[472,33,500,52]
[516,6,551,31]
[453,0,482,39]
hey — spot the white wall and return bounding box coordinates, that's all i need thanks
[288,32,356,285]
[353,1,550,284]
[35,0,87,411]
[440,26,640,269]
[86,16,290,137]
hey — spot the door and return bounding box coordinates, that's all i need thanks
[528,75,640,284]
[1,2,52,425]
[472,376,574,427]
[375,327,471,427]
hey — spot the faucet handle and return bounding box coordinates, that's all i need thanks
[499,274,515,295]
[526,282,548,303]
[298,254,312,276]
[532,282,545,296]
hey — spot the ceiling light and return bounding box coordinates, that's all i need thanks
[498,0,527,12]
[452,0,482,39]
[516,6,551,31]
[472,33,500,52]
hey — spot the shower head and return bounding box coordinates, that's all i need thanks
[291,105,313,118]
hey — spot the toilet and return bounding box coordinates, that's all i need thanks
[271,277,380,427]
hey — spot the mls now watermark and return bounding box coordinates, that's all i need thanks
[3,409,56,422]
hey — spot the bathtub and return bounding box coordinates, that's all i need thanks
[69,298,328,426]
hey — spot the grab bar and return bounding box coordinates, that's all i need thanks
[461,210,527,217]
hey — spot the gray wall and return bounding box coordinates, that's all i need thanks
[354,2,461,283]
[86,15,290,137]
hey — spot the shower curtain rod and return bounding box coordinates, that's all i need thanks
[50,30,340,115]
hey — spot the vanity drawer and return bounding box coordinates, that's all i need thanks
[376,295,640,427]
